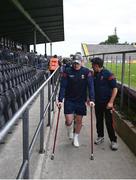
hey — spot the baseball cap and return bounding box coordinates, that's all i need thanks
[91,57,104,67]
[73,54,82,64]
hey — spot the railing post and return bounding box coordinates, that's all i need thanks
[50,42,52,56]
[115,55,118,77]
[106,56,108,68]
[128,56,131,88]
[102,54,104,61]
[128,56,131,111]
[110,56,113,70]
[39,89,45,153]
[47,78,51,126]
[55,69,60,98]
[52,75,54,111]
[22,108,29,179]
[120,52,125,109]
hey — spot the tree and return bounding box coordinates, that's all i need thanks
[100,34,119,44]
[106,35,119,44]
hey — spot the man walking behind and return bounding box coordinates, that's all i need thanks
[49,54,61,74]
[91,57,118,150]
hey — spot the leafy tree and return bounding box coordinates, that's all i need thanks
[100,34,119,44]
[107,35,119,44]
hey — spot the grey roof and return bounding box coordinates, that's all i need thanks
[87,44,136,55]
[0,0,64,45]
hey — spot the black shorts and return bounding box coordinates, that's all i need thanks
[64,100,86,116]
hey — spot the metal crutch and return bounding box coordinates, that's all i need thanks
[90,106,94,160]
[51,106,61,160]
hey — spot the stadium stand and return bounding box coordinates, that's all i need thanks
[84,44,136,54]
[82,44,136,61]
[0,59,46,129]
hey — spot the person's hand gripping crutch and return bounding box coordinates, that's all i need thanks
[51,104,61,160]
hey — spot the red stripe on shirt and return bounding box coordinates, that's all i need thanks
[108,75,115,80]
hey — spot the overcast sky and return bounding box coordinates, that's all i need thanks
[32,0,136,57]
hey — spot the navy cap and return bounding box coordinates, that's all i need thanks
[73,54,82,64]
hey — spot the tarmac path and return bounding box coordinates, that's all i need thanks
[40,107,136,179]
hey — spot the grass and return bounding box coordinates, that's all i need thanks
[85,61,136,89]
[105,63,136,89]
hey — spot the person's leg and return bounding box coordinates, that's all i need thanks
[65,114,74,139]
[95,104,104,137]
[73,115,83,147]
[105,109,118,151]
[74,115,83,134]
[65,114,74,125]
[64,100,75,139]
[94,104,104,144]
[73,102,85,147]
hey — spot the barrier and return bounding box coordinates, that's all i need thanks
[0,67,60,179]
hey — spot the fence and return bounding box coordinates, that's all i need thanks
[88,50,136,108]
[87,50,136,126]
[0,67,60,179]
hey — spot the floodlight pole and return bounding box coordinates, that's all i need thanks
[50,43,52,56]
[34,29,36,53]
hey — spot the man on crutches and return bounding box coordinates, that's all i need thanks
[57,54,95,147]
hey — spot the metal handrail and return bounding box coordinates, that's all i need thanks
[0,67,60,179]
[0,68,57,141]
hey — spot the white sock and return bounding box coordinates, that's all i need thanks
[74,133,79,137]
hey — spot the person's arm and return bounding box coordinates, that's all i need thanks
[107,73,118,109]
[58,71,68,102]
[107,87,118,109]
[87,71,95,106]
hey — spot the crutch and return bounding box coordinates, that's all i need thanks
[51,106,61,160]
[90,106,94,160]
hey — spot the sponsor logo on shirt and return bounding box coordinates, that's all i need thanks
[81,74,85,79]
[69,75,75,78]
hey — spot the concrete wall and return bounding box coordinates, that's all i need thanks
[115,111,136,156]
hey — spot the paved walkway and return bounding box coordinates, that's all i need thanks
[39,107,136,179]
[0,99,136,179]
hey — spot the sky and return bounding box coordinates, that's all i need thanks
[31,0,136,57]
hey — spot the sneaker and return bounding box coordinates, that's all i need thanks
[94,137,104,145]
[66,124,74,140]
[73,133,79,147]
[111,141,118,150]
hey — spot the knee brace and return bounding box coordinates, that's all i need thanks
[65,121,73,127]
